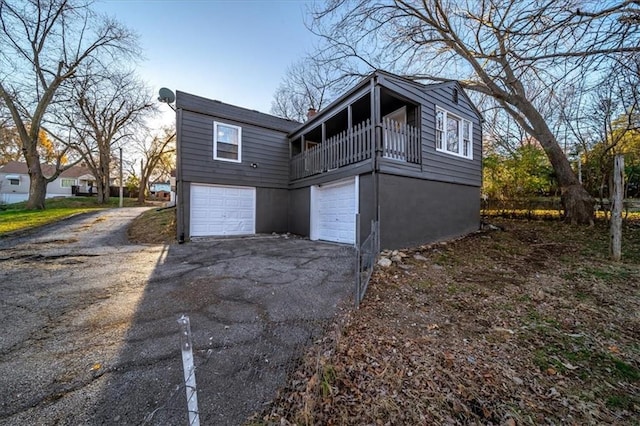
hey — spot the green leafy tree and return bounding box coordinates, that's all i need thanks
[125,174,140,196]
[483,142,555,201]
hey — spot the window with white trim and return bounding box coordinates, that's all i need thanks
[435,107,473,159]
[9,178,19,185]
[213,121,242,163]
[61,178,76,188]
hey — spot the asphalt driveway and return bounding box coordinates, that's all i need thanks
[0,208,355,425]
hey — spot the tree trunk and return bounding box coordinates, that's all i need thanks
[137,175,147,204]
[138,159,147,204]
[26,170,47,210]
[520,103,595,224]
[24,146,47,210]
[96,178,106,204]
[96,153,110,204]
[561,184,595,225]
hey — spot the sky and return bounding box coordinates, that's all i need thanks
[94,0,321,124]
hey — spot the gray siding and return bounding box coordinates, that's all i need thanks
[256,188,289,233]
[378,75,482,187]
[378,173,480,249]
[177,91,300,190]
[179,109,292,189]
[288,187,310,237]
[289,161,373,190]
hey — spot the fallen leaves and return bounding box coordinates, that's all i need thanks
[255,219,640,425]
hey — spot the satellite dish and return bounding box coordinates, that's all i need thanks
[158,87,175,104]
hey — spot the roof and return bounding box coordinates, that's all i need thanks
[0,161,94,179]
[176,91,301,133]
[290,69,484,137]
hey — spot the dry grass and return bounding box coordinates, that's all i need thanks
[127,207,176,244]
[256,219,640,425]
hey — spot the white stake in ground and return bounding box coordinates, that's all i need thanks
[178,315,200,426]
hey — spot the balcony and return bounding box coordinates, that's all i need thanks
[289,118,421,181]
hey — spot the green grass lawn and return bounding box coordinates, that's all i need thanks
[0,196,145,235]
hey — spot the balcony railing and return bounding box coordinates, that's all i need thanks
[290,118,421,181]
[381,117,421,164]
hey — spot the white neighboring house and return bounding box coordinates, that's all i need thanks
[0,161,96,204]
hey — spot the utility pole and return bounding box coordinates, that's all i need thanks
[119,147,123,208]
[140,158,144,202]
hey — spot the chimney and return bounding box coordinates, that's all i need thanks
[306,107,317,121]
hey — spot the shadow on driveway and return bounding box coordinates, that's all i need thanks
[91,236,354,425]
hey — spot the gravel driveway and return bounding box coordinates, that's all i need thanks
[0,208,354,425]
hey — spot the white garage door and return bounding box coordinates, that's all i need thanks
[311,177,358,244]
[190,184,256,237]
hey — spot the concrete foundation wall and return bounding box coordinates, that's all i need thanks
[287,187,310,237]
[178,173,480,247]
[357,173,375,240]
[256,188,289,234]
[378,174,480,249]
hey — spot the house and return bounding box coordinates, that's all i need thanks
[0,161,96,204]
[150,182,171,193]
[175,70,483,249]
[149,182,172,201]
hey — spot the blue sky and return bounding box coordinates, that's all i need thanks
[95,0,319,122]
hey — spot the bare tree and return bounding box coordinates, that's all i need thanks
[311,0,640,224]
[271,57,356,122]
[564,56,640,208]
[0,0,137,209]
[133,127,175,203]
[64,70,156,203]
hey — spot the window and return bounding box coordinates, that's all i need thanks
[463,121,472,158]
[446,115,460,153]
[213,121,242,163]
[9,179,19,186]
[61,178,76,188]
[435,109,444,150]
[435,107,473,159]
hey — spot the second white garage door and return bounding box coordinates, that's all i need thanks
[310,177,358,244]
[190,183,255,237]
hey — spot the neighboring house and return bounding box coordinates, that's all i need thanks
[0,161,96,204]
[150,182,171,193]
[175,70,483,249]
[149,182,172,201]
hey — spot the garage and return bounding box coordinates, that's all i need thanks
[310,177,359,244]
[190,183,256,237]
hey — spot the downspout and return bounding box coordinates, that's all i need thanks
[370,75,382,247]
[176,107,185,243]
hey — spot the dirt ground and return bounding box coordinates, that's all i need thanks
[255,218,640,425]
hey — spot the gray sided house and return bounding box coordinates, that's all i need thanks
[175,70,483,249]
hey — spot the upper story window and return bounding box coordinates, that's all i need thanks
[213,121,242,163]
[9,178,19,185]
[61,178,76,188]
[435,107,473,159]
